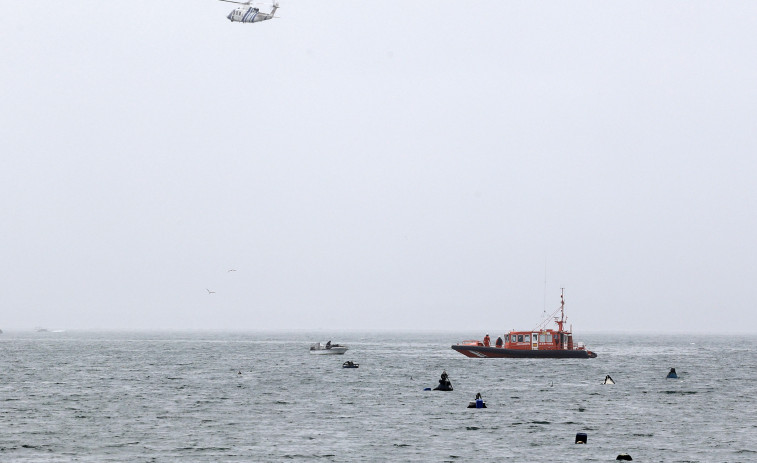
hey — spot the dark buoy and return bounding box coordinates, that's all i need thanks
[667,368,678,379]
[575,432,587,444]
[616,453,633,460]
[423,387,432,391]
[433,370,453,391]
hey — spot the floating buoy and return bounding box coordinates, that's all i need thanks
[666,368,678,379]
[616,453,632,460]
[423,387,431,391]
[575,432,587,444]
[603,375,615,385]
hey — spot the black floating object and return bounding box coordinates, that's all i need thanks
[433,370,453,391]
[667,368,678,379]
[467,400,486,408]
[575,432,587,444]
[616,453,633,460]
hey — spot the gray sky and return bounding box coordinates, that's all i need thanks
[2,1,756,333]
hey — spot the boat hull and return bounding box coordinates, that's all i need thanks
[310,347,348,355]
[451,345,596,359]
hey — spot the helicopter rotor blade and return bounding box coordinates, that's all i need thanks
[219,0,252,5]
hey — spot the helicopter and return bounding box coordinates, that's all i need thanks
[220,0,278,23]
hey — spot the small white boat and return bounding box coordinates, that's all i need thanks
[309,342,348,355]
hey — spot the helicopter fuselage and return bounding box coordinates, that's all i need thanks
[227,6,272,23]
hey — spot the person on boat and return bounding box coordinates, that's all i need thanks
[483,334,490,347]
[496,336,503,348]
[468,392,486,408]
[326,340,332,349]
[434,370,453,391]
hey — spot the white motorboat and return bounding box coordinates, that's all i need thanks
[309,341,348,355]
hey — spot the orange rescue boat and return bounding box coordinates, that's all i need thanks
[452,289,597,359]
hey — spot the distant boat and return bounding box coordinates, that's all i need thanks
[35,327,49,332]
[342,361,359,368]
[451,289,597,359]
[310,342,348,355]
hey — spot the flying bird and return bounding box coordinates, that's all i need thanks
[206,289,216,294]
[228,269,237,272]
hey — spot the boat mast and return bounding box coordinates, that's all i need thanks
[556,288,565,333]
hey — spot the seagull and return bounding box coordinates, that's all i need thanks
[206,289,216,294]
[227,269,237,272]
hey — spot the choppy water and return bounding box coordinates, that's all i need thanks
[1,331,755,462]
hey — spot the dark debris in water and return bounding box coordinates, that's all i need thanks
[466,426,479,430]
[661,390,697,395]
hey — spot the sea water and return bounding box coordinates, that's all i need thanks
[1,332,755,462]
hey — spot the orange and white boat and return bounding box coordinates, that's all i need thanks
[451,290,597,359]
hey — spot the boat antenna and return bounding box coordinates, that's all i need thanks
[543,258,547,314]
[558,288,565,333]
[533,289,563,332]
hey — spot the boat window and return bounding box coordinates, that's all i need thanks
[517,334,523,343]
[524,334,530,343]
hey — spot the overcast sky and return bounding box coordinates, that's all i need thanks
[1,1,756,333]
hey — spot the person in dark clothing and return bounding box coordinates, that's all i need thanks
[434,370,453,391]
[496,336,503,347]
